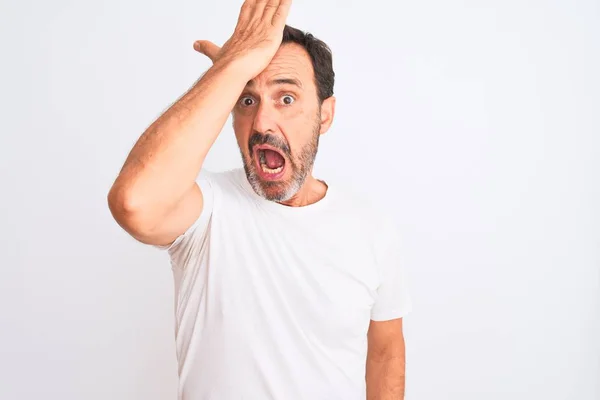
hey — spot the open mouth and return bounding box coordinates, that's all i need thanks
[254,145,286,180]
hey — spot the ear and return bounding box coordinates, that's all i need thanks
[318,96,336,135]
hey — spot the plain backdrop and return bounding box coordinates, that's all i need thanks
[1,0,599,399]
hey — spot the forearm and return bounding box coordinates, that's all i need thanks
[109,59,248,219]
[366,355,406,400]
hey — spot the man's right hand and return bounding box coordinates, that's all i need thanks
[193,0,292,77]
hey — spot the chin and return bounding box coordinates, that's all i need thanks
[243,163,304,203]
[240,145,313,203]
[248,170,301,202]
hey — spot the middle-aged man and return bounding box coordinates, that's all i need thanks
[108,1,412,398]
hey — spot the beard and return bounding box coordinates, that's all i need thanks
[239,119,321,202]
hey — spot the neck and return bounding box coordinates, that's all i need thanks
[279,174,328,207]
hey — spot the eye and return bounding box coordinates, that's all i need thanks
[239,96,255,107]
[281,95,295,105]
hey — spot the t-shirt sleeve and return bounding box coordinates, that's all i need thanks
[370,225,413,321]
[154,170,215,270]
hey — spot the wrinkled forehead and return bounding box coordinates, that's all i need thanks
[248,43,316,93]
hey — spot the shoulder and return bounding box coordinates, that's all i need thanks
[197,167,255,206]
[198,167,247,191]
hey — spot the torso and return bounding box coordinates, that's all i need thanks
[170,169,385,400]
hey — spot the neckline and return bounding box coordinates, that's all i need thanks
[237,169,334,214]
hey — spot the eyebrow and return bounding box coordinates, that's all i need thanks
[246,78,303,89]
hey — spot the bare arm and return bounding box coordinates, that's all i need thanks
[108,61,248,245]
[107,0,292,246]
[366,318,407,400]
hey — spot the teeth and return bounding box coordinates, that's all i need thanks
[260,162,283,175]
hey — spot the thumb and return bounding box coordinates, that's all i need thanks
[193,40,221,62]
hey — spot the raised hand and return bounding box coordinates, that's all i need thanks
[193,0,292,79]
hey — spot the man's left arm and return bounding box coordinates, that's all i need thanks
[366,318,406,400]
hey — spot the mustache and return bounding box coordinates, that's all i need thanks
[248,133,291,158]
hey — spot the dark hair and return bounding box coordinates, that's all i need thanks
[281,25,335,103]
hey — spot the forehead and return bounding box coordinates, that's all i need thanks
[249,43,315,90]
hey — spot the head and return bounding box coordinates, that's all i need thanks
[233,25,336,202]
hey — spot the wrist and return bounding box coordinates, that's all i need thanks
[212,54,255,82]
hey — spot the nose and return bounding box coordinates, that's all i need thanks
[252,101,278,135]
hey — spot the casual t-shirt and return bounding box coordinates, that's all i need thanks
[158,168,412,400]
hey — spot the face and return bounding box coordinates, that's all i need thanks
[232,43,334,202]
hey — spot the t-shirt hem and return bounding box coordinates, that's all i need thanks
[153,210,204,252]
[370,307,412,321]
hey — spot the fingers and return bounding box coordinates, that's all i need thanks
[193,40,221,62]
[262,0,281,23]
[271,0,291,29]
[249,0,269,24]
[237,0,289,32]
[235,0,255,30]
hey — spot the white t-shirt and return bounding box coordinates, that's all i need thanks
[159,168,411,400]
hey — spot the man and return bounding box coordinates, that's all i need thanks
[108,1,411,398]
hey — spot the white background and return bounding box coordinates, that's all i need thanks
[1,0,599,399]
